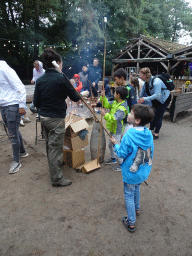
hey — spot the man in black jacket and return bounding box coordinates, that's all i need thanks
[34,48,80,187]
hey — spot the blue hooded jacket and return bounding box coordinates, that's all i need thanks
[114,127,154,184]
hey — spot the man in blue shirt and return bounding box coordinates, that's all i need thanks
[87,58,102,97]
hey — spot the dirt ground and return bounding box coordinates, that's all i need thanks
[0,109,192,256]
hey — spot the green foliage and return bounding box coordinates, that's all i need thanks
[1,0,192,78]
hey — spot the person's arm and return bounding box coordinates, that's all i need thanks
[113,135,132,159]
[31,68,36,83]
[75,81,83,92]
[4,68,26,109]
[142,78,163,104]
[33,81,41,108]
[93,68,101,85]
[99,96,112,109]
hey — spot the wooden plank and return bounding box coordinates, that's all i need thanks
[160,62,168,71]
[144,49,152,58]
[140,41,166,58]
[127,51,134,59]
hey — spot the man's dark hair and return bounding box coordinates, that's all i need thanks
[132,104,155,126]
[113,68,127,80]
[115,86,128,100]
[42,48,62,69]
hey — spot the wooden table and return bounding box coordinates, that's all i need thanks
[169,91,192,122]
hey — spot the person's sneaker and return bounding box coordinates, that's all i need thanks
[20,119,25,126]
[52,179,72,187]
[23,117,31,123]
[36,114,39,118]
[20,152,29,158]
[104,158,117,165]
[9,162,21,174]
[112,165,121,171]
[12,152,29,158]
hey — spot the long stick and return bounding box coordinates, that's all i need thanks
[97,19,107,165]
[57,69,111,137]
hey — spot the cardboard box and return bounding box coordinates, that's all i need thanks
[63,147,85,168]
[64,134,88,151]
[65,115,89,138]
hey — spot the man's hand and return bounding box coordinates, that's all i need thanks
[138,98,145,104]
[92,82,96,87]
[31,80,35,84]
[110,136,118,145]
[19,108,26,116]
[100,109,106,116]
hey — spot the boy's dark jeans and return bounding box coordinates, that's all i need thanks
[1,104,25,163]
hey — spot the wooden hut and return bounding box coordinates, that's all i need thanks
[112,35,192,77]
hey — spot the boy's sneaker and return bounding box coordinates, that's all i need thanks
[104,158,117,165]
[23,117,31,123]
[112,165,121,171]
[9,162,21,174]
[20,119,25,126]
[20,152,29,158]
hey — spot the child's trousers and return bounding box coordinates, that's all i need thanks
[124,182,141,226]
[108,132,122,164]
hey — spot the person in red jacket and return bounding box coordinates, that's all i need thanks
[73,74,83,92]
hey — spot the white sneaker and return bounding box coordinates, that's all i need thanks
[12,152,29,158]
[23,117,31,123]
[20,119,25,126]
[9,162,21,174]
[36,114,39,118]
[20,152,29,158]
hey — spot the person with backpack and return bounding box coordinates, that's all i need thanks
[138,67,172,139]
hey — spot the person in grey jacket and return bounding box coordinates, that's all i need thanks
[0,60,28,174]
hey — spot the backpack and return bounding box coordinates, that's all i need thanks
[151,73,175,91]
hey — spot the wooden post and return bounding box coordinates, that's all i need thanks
[137,41,140,73]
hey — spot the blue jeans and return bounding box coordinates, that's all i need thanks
[1,104,26,163]
[124,182,141,226]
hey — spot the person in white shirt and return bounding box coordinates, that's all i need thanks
[31,60,45,84]
[0,60,28,174]
[30,60,45,115]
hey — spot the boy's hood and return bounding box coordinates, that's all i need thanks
[73,74,80,82]
[128,127,153,150]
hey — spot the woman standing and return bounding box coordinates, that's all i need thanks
[34,48,80,186]
[138,68,171,139]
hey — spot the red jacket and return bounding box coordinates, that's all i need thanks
[73,74,83,92]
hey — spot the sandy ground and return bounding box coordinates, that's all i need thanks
[0,109,192,256]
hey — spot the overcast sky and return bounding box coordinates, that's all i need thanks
[178,0,192,45]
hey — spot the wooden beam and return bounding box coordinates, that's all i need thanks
[116,42,139,59]
[112,58,167,63]
[140,41,166,58]
[127,51,134,59]
[160,62,168,71]
[170,61,181,71]
[137,40,140,73]
[144,49,152,58]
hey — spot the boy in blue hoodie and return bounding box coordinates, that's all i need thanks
[110,104,155,232]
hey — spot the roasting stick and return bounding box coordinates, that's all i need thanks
[97,17,107,165]
[52,61,111,137]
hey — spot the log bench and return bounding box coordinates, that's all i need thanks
[169,92,192,122]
